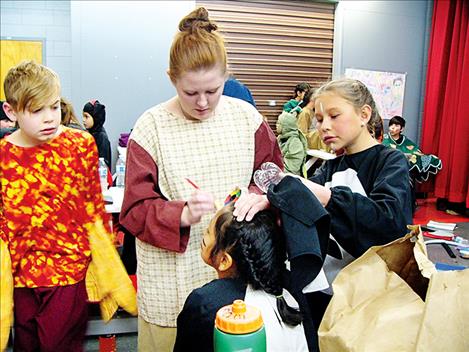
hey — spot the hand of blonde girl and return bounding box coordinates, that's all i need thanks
[298,178,331,207]
[233,190,269,222]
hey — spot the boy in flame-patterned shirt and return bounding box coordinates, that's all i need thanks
[0,61,110,351]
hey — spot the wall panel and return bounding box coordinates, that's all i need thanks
[197,0,335,129]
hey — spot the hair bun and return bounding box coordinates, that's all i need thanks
[179,7,218,33]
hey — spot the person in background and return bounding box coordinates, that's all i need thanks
[119,7,282,352]
[276,111,307,176]
[296,91,331,155]
[0,60,112,351]
[61,97,84,130]
[283,82,310,114]
[382,115,442,213]
[296,90,315,135]
[234,78,413,343]
[382,115,442,183]
[0,100,17,139]
[223,76,256,107]
[83,99,111,169]
[371,113,384,142]
[174,203,307,352]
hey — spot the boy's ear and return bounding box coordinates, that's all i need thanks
[2,102,18,122]
[217,252,233,272]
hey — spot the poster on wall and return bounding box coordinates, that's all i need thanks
[345,68,406,120]
[0,40,43,100]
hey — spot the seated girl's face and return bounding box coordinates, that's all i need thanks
[201,212,219,267]
[200,207,237,278]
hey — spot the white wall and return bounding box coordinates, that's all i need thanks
[1,0,73,99]
[71,0,195,170]
[1,0,431,157]
[333,0,432,142]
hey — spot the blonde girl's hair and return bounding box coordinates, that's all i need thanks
[60,97,83,127]
[3,60,61,112]
[313,78,382,137]
[168,7,227,81]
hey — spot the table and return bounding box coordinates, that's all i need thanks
[305,149,335,171]
[425,222,469,268]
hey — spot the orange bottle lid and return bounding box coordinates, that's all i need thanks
[215,299,263,334]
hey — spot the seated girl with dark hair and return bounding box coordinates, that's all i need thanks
[174,203,308,352]
[283,82,311,114]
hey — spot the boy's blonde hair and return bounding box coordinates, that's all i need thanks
[4,60,61,112]
[168,7,227,82]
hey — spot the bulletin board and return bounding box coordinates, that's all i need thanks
[0,39,43,100]
[345,68,407,120]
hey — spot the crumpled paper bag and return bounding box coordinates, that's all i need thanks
[319,225,469,351]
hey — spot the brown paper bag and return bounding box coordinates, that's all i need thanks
[318,226,469,352]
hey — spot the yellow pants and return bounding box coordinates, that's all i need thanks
[138,316,177,352]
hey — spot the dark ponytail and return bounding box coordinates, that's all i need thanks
[211,205,303,326]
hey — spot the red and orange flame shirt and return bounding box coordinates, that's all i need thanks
[0,127,109,288]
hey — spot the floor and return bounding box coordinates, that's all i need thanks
[84,333,137,352]
[413,197,468,224]
[5,332,138,352]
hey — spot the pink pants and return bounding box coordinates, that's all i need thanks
[13,280,88,352]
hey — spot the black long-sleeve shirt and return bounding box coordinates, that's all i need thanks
[310,144,413,257]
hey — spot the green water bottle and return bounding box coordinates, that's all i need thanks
[214,299,266,352]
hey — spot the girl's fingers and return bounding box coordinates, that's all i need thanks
[233,193,268,222]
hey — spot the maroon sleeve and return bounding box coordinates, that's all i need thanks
[249,120,283,194]
[119,140,190,252]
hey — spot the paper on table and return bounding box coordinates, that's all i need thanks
[426,220,457,231]
[424,229,454,239]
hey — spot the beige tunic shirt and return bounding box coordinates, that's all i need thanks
[130,96,262,326]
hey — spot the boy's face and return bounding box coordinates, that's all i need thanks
[4,95,61,146]
[388,123,403,138]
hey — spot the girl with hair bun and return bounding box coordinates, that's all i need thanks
[174,203,308,352]
[119,7,282,351]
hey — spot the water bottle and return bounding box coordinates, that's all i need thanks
[98,157,108,192]
[116,155,126,188]
[214,299,266,352]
